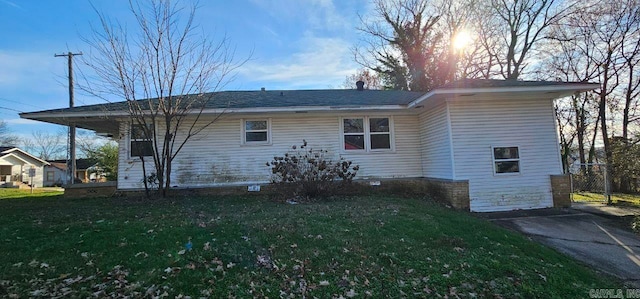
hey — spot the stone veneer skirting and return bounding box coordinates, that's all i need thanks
[64,181,117,198]
[422,178,470,211]
[550,174,571,208]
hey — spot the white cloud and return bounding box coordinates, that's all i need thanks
[249,0,351,32]
[0,0,21,10]
[238,36,358,88]
[4,118,41,125]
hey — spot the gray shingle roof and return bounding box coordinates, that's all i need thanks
[27,89,425,114]
[21,79,599,117]
[48,159,95,170]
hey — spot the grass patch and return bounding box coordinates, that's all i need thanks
[0,194,616,298]
[0,188,64,199]
[573,192,640,206]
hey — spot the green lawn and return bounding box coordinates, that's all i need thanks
[0,188,64,200]
[573,192,640,206]
[0,193,617,298]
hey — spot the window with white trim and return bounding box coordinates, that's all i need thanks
[493,146,520,174]
[342,117,392,151]
[243,119,270,144]
[130,124,153,157]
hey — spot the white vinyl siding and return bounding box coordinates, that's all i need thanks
[418,102,454,179]
[117,113,422,189]
[448,97,562,212]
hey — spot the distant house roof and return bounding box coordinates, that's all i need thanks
[48,162,67,171]
[0,147,49,166]
[0,147,15,153]
[47,159,96,170]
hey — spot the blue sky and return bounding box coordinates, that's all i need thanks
[0,0,370,140]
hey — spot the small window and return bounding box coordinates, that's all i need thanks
[46,171,54,181]
[493,147,520,174]
[342,117,393,151]
[343,118,365,150]
[369,118,391,150]
[243,120,270,144]
[130,124,153,157]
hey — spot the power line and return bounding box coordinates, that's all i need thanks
[0,97,43,110]
[0,106,23,113]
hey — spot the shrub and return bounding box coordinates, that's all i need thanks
[267,140,359,199]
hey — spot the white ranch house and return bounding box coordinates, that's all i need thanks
[0,147,49,188]
[21,79,598,212]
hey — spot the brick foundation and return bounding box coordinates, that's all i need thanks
[64,182,117,198]
[422,178,470,211]
[550,174,571,208]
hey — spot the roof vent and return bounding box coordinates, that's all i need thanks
[261,87,266,91]
[356,80,365,91]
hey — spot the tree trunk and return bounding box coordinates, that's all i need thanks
[622,64,634,141]
[574,95,587,171]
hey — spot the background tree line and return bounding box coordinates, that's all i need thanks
[348,0,640,193]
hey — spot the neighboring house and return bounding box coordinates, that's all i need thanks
[44,159,106,186]
[20,79,598,212]
[43,161,67,186]
[0,147,49,188]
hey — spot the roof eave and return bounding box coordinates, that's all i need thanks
[407,83,600,108]
[19,104,409,119]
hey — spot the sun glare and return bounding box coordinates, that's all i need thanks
[453,31,473,50]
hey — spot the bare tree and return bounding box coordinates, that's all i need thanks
[575,1,640,167]
[0,120,19,146]
[618,2,640,140]
[475,0,570,79]
[81,0,245,197]
[539,14,603,169]
[23,130,66,160]
[355,0,455,91]
[76,130,112,158]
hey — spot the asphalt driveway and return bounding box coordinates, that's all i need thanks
[484,208,640,287]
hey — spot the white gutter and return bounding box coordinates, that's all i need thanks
[20,104,408,119]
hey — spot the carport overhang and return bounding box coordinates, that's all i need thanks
[19,112,122,137]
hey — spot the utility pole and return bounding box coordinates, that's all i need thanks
[55,52,82,185]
